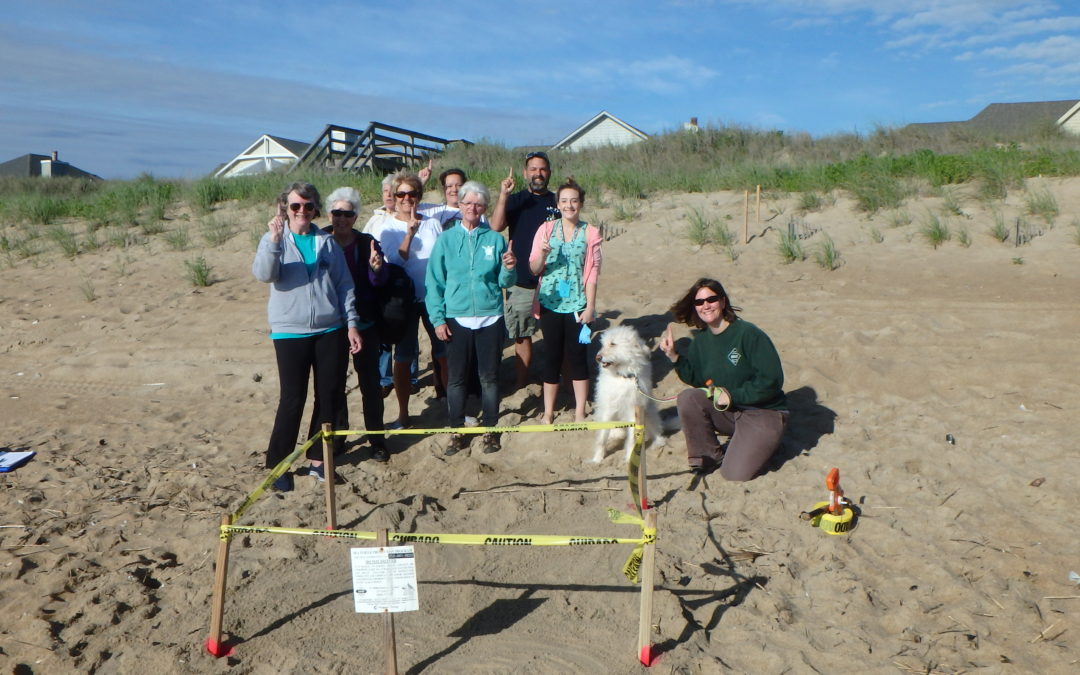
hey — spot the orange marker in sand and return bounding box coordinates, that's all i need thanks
[826,467,844,515]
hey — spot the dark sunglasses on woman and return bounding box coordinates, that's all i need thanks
[289,202,315,213]
[693,295,722,306]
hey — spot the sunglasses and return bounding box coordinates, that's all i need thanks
[395,190,417,199]
[525,151,549,161]
[288,202,315,213]
[693,295,723,307]
[330,209,356,218]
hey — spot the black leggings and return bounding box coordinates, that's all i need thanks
[313,325,384,451]
[265,329,348,468]
[539,309,589,383]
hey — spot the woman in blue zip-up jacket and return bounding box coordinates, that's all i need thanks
[252,182,361,492]
[425,181,517,456]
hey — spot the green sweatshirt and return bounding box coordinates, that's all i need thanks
[425,223,517,327]
[674,319,787,410]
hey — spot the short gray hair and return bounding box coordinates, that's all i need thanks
[325,186,360,212]
[381,174,395,189]
[457,180,489,207]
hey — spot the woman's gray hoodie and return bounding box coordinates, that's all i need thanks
[252,228,358,334]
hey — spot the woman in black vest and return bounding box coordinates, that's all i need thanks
[324,187,390,462]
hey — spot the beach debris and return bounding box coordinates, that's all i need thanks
[1029,477,1045,487]
[1019,403,1028,411]
[1069,571,1080,585]
[945,433,955,444]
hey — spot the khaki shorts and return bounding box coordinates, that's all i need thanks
[503,286,538,340]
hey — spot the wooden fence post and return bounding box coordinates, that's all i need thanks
[321,423,338,531]
[206,514,233,657]
[377,529,399,675]
[742,190,749,244]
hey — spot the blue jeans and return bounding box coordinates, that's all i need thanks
[379,347,417,387]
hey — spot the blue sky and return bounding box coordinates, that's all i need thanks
[3,0,1079,179]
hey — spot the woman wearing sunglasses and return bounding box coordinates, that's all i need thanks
[366,172,447,428]
[658,277,788,479]
[322,187,390,462]
[253,181,362,491]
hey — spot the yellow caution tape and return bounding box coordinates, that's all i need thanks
[229,435,320,524]
[222,524,649,547]
[623,546,643,583]
[324,421,641,436]
[607,508,644,526]
[621,525,657,584]
[230,421,644,523]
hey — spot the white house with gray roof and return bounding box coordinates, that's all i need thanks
[550,111,649,152]
[214,134,310,178]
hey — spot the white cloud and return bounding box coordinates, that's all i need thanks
[978,34,1080,63]
[574,55,717,96]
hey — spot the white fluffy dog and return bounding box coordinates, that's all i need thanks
[592,324,663,463]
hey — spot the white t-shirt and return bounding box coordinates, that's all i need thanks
[362,207,393,234]
[418,202,460,227]
[368,215,443,300]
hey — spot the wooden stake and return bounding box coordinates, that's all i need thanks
[755,184,761,224]
[206,514,233,657]
[742,190,749,244]
[635,406,648,512]
[322,423,337,532]
[377,529,399,675]
[637,509,658,666]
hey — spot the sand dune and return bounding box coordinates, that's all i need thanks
[2,180,1078,672]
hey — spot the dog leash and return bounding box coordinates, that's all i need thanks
[636,379,730,411]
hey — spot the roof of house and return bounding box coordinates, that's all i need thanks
[907,99,1080,136]
[550,110,649,151]
[263,135,310,157]
[0,153,101,179]
[213,133,311,178]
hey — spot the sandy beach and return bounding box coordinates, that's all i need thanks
[2,180,1078,673]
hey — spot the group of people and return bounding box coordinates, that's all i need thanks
[253,152,790,493]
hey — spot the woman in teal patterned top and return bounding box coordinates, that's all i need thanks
[528,178,602,423]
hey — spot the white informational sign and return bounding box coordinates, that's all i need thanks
[350,546,419,614]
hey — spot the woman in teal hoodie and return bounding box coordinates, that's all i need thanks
[425,181,517,456]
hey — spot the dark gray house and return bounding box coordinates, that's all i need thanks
[0,152,101,179]
[907,99,1080,137]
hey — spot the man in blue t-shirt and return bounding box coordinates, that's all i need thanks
[491,151,560,389]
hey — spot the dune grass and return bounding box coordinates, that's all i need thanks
[920,214,951,249]
[989,210,1009,242]
[184,256,213,287]
[4,123,1080,269]
[1024,186,1059,226]
[163,227,190,251]
[686,207,734,247]
[777,229,805,263]
[813,233,841,270]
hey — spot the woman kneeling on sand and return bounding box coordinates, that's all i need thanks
[658,278,788,480]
